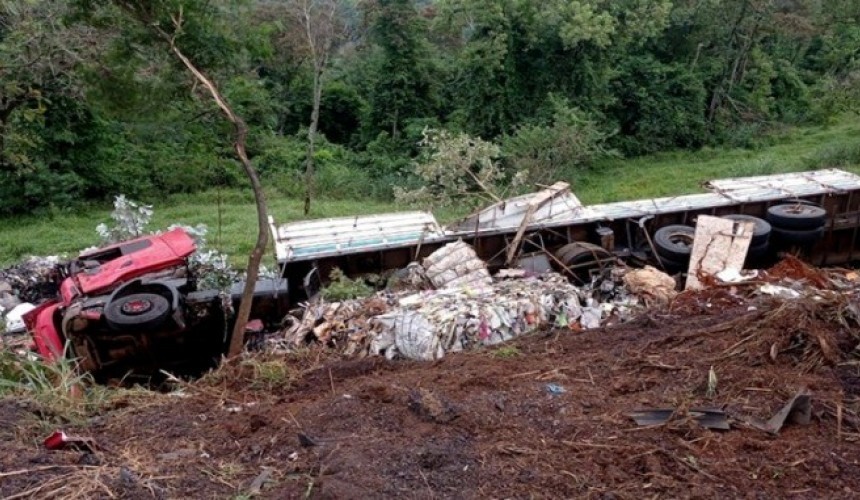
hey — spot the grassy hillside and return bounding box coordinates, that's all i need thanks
[0,194,400,268]
[1,117,858,266]
[574,117,860,203]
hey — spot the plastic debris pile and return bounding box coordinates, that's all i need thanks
[0,256,62,307]
[279,241,649,361]
[1,256,63,340]
[369,273,616,361]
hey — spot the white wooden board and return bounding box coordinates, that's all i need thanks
[685,215,754,291]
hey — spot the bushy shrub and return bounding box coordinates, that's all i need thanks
[502,98,614,185]
[394,128,525,209]
[96,195,153,243]
[609,56,708,155]
[805,141,860,169]
[321,267,374,301]
[770,60,811,123]
[807,72,860,123]
[255,131,386,200]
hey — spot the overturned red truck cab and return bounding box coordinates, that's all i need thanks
[23,228,288,383]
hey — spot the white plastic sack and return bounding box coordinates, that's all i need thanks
[423,241,491,289]
[4,302,35,333]
[373,311,444,361]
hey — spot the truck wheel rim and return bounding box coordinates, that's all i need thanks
[669,232,694,248]
[121,299,152,315]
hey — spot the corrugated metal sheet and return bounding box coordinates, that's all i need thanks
[449,182,584,232]
[271,212,446,262]
[705,168,858,194]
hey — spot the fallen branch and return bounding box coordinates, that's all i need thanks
[0,465,100,479]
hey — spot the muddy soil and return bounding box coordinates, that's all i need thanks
[2,296,860,498]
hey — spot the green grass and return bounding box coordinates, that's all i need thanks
[0,349,120,425]
[0,190,401,266]
[1,116,859,266]
[573,117,860,204]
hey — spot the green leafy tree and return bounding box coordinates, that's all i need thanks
[502,98,614,185]
[0,1,107,214]
[609,55,708,154]
[362,0,434,143]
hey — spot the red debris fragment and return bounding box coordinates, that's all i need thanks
[44,431,96,452]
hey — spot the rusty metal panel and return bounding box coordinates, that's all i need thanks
[270,212,448,263]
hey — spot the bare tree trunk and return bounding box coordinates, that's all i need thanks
[163,36,269,358]
[727,16,762,96]
[298,0,341,216]
[304,65,323,215]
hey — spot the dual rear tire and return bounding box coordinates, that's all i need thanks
[652,214,773,272]
[766,203,827,246]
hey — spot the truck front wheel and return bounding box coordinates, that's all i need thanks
[105,293,171,332]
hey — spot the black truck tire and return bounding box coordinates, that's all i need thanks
[766,204,826,230]
[554,242,613,284]
[656,254,689,274]
[746,241,770,260]
[771,226,825,246]
[654,225,696,261]
[105,292,171,332]
[722,214,771,246]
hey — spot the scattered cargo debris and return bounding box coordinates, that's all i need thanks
[43,431,97,453]
[0,256,63,305]
[279,241,652,361]
[545,383,567,395]
[747,389,813,434]
[6,169,860,387]
[4,223,860,497]
[3,303,36,333]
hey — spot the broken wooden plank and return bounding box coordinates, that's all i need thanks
[685,215,754,291]
[505,182,571,265]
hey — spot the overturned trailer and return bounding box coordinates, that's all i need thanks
[270,168,860,298]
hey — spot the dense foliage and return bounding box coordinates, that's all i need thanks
[1,0,858,215]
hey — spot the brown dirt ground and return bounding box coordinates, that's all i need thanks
[2,277,860,498]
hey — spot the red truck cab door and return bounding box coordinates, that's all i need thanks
[22,301,63,361]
